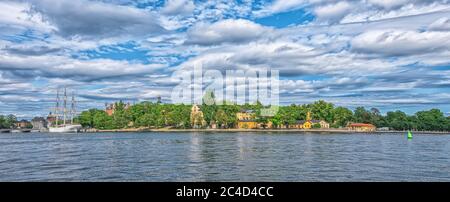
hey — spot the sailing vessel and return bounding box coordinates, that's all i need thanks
[48,87,82,133]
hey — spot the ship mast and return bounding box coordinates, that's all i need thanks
[55,88,60,126]
[63,87,67,126]
[71,91,76,124]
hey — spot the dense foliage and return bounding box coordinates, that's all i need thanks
[76,99,450,131]
[0,114,17,129]
[78,101,192,130]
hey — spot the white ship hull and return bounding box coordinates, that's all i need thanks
[48,124,82,133]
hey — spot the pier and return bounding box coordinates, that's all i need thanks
[0,129,32,133]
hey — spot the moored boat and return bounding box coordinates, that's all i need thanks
[49,124,82,133]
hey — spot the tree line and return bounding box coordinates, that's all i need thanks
[0,114,17,129]
[77,99,450,131]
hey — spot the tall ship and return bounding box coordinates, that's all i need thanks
[48,87,82,133]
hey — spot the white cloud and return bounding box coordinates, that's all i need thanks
[351,29,450,56]
[177,40,399,78]
[0,53,165,80]
[314,1,352,24]
[429,17,450,31]
[161,0,195,16]
[368,0,410,9]
[255,0,450,25]
[185,19,269,46]
[341,0,450,23]
[0,1,54,34]
[254,0,307,17]
[29,0,165,39]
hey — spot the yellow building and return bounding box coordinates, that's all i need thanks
[296,120,312,129]
[296,111,313,129]
[236,110,258,129]
[312,120,330,129]
[347,123,376,132]
[291,112,329,129]
[190,104,206,128]
[237,120,258,129]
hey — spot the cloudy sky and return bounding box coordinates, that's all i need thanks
[0,0,450,118]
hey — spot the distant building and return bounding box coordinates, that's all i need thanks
[31,117,47,130]
[105,103,115,116]
[258,121,273,129]
[46,113,57,126]
[236,110,258,129]
[190,104,206,128]
[348,123,376,132]
[313,120,330,129]
[15,119,31,129]
[377,127,390,131]
[209,120,217,129]
[105,102,131,116]
[293,120,329,129]
[291,112,329,129]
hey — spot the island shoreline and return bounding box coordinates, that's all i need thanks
[89,128,450,134]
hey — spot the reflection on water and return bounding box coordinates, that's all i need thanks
[0,132,449,181]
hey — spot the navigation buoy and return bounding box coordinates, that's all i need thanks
[407,131,413,139]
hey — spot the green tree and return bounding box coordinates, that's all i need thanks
[129,104,145,123]
[220,104,239,128]
[353,107,371,123]
[415,109,447,131]
[332,107,353,127]
[310,100,334,123]
[3,114,17,129]
[136,112,158,128]
[0,115,5,129]
[385,110,410,130]
[369,108,385,127]
[214,109,228,128]
[312,123,321,128]
[78,109,103,128]
[269,114,282,128]
[93,111,113,129]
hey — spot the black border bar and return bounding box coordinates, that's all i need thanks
[0,182,448,201]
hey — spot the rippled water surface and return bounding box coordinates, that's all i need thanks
[0,132,449,181]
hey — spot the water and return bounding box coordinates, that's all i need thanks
[0,132,449,181]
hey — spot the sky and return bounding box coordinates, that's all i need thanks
[0,0,450,119]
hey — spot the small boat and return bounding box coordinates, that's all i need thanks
[11,130,21,133]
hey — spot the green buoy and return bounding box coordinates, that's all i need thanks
[407,131,413,139]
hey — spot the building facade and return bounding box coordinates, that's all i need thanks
[105,102,132,116]
[31,117,47,130]
[236,110,258,129]
[15,120,31,129]
[290,112,329,129]
[190,105,206,128]
[347,123,376,132]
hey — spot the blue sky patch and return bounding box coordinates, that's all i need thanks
[254,8,315,28]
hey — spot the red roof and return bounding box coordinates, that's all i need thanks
[349,123,375,127]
